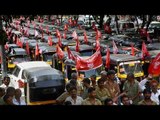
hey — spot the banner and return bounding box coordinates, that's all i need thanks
[76,48,102,71]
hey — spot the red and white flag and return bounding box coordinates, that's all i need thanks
[112,40,118,54]
[48,35,52,46]
[96,30,102,40]
[34,30,39,37]
[67,47,76,61]
[76,39,80,52]
[58,36,62,47]
[56,44,64,60]
[131,44,135,56]
[56,29,61,38]
[106,47,110,69]
[63,31,67,39]
[64,24,68,31]
[76,48,102,71]
[84,31,88,44]
[35,42,39,56]
[72,30,78,40]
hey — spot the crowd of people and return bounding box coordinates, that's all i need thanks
[0,76,26,105]
[56,71,160,105]
[0,70,160,105]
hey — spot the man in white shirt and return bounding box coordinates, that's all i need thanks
[65,86,83,105]
[139,74,153,92]
[150,80,160,105]
[0,76,12,91]
[12,88,26,105]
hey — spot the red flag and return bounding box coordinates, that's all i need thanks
[76,48,102,71]
[34,30,39,37]
[5,43,9,50]
[76,39,80,52]
[147,32,152,43]
[96,30,102,40]
[27,21,30,28]
[131,44,135,56]
[78,24,82,30]
[72,30,78,40]
[84,31,88,44]
[52,20,55,25]
[73,20,77,26]
[92,22,96,30]
[16,38,23,48]
[48,35,52,46]
[58,36,62,47]
[56,19,60,26]
[56,29,61,38]
[112,40,118,54]
[139,28,147,37]
[26,40,30,55]
[148,53,160,75]
[67,47,76,61]
[64,24,68,31]
[104,23,111,34]
[56,45,64,60]
[141,41,150,60]
[25,28,29,37]
[35,42,39,56]
[95,39,100,51]
[68,17,73,26]
[63,31,67,39]
[106,47,110,69]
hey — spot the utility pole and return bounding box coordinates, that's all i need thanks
[0,17,7,79]
[0,45,7,78]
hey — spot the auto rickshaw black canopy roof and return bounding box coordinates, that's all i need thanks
[23,67,64,83]
[148,50,160,59]
[68,44,94,52]
[39,45,56,53]
[102,54,141,65]
[8,48,27,56]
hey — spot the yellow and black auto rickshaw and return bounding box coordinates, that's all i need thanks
[38,45,57,65]
[22,67,65,105]
[7,48,31,72]
[63,58,103,82]
[102,54,144,81]
[68,44,95,56]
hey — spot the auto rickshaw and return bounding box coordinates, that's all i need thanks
[22,67,65,105]
[28,41,48,60]
[102,54,144,81]
[7,48,31,72]
[39,45,57,65]
[52,51,79,74]
[68,44,95,56]
[64,57,103,82]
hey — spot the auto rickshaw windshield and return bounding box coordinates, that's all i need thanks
[79,66,102,78]
[119,62,143,74]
